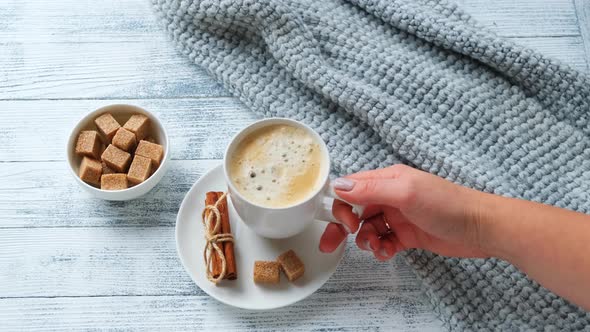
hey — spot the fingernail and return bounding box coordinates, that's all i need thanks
[369,242,376,251]
[333,178,355,191]
[379,248,388,257]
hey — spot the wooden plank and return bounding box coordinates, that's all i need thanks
[0,294,441,331]
[0,31,587,161]
[0,0,162,43]
[0,36,584,100]
[0,42,228,99]
[0,160,219,228]
[0,227,197,297]
[455,0,579,37]
[574,0,590,69]
[0,0,579,43]
[0,162,443,328]
[0,2,585,100]
[0,99,257,162]
[517,36,588,72]
[0,226,441,332]
[0,1,579,330]
[0,38,585,158]
[0,227,426,298]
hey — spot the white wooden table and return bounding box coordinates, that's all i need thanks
[1,0,588,330]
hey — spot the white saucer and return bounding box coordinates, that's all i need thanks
[175,163,345,310]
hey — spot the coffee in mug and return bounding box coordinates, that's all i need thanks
[228,124,325,208]
[224,118,362,238]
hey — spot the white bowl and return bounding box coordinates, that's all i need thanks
[67,104,170,201]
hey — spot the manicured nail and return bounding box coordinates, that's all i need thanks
[333,178,355,191]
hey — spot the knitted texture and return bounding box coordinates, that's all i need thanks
[152,0,590,329]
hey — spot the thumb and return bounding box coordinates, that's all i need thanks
[332,177,414,208]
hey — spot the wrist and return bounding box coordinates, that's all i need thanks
[471,191,523,261]
[459,188,506,258]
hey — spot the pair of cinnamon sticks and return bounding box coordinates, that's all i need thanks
[205,192,237,280]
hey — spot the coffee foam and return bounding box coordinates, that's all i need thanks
[229,124,324,208]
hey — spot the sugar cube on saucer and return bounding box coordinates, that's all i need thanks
[254,261,280,284]
[278,250,305,282]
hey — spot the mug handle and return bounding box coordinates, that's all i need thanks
[314,182,365,224]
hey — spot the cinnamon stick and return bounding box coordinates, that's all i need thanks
[205,191,222,279]
[217,191,237,280]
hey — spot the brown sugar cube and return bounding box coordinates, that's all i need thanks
[94,113,121,143]
[253,261,280,284]
[142,139,158,176]
[101,144,131,172]
[101,161,114,175]
[75,130,102,159]
[127,155,152,185]
[123,114,150,141]
[79,157,102,186]
[112,128,137,152]
[277,250,305,282]
[101,174,128,190]
[135,140,164,168]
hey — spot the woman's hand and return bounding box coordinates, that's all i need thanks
[319,164,489,260]
[320,164,590,311]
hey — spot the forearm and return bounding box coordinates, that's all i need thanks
[479,192,590,310]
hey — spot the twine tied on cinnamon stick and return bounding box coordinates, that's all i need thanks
[202,192,237,284]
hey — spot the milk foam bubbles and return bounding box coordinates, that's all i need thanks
[229,124,324,208]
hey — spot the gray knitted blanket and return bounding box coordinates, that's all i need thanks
[152,0,590,329]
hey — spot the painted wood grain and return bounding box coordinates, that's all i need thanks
[0,0,579,43]
[1,31,588,161]
[0,0,586,330]
[0,160,219,228]
[517,36,588,72]
[0,160,441,330]
[0,42,228,99]
[0,99,257,162]
[574,0,590,70]
[454,0,580,37]
[0,1,585,99]
[0,294,442,331]
[0,227,425,298]
[0,37,584,99]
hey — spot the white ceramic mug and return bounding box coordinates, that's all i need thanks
[223,118,363,239]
